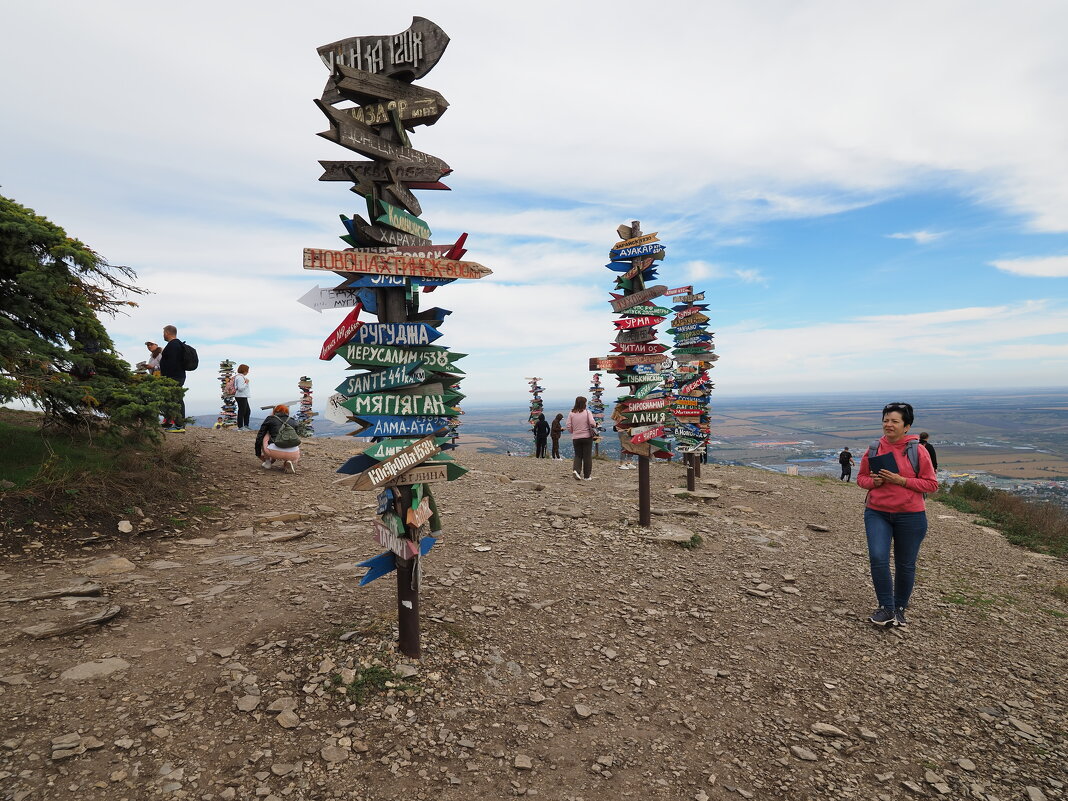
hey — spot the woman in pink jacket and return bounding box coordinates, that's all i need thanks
[857,402,939,627]
[565,396,597,481]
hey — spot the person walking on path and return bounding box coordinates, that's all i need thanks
[566,396,597,480]
[919,432,938,471]
[550,413,563,460]
[158,325,187,432]
[532,413,550,458]
[857,402,939,627]
[838,447,855,481]
[255,404,301,473]
[234,364,252,430]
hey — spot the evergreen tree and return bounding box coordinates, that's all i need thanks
[0,194,183,435]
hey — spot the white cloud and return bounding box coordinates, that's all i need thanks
[989,256,1068,278]
[683,260,768,285]
[886,230,945,244]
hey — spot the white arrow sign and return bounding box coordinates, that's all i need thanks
[298,284,361,313]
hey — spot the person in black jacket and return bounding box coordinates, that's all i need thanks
[255,405,301,473]
[158,325,187,432]
[919,432,938,471]
[532,413,550,458]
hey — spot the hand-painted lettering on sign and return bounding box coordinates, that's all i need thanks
[336,434,440,490]
[335,362,425,396]
[304,248,491,280]
[339,344,465,371]
[342,392,456,417]
[348,322,442,347]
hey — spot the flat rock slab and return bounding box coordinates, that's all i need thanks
[60,656,130,681]
[80,556,136,576]
[645,522,695,543]
[547,506,584,519]
[511,481,546,491]
[667,488,721,501]
[5,578,102,602]
[21,604,122,639]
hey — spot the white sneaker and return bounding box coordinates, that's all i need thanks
[573,470,582,480]
[584,476,592,481]
[284,461,296,474]
[261,459,272,469]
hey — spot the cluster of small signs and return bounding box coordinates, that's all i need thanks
[214,360,237,429]
[589,373,606,439]
[526,376,544,427]
[300,18,490,586]
[590,222,677,459]
[294,376,317,437]
[667,289,718,453]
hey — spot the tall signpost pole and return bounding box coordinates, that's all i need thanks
[590,221,674,526]
[302,18,490,659]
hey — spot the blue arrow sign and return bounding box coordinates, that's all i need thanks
[357,536,437,586]
[339,274,454,289]
[348,322,443,347]
[354,415,451,437]
[609,242,665,260]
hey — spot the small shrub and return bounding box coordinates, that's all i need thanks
[678,533,703,549]
[933,482,1068,558]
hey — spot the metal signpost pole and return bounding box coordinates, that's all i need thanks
[303,17,490,660]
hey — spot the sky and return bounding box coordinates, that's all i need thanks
[2,0,1067,416]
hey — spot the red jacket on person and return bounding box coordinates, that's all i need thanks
[857,434,939,513]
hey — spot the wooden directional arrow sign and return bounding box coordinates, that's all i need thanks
[342,392,458,418]
[347,322,442,347]
[609,242,665,260]
[622,304,671,317]
[385,463,449,486]
[613,232,659,250]
[630,425,666,443]
[376,198,432,239]
[340,344,465,372]
[614,327,656,345]
[299,284,361,313]
[618,397,671,412]
[319,160,451,185]
[611,342,668,354]
[317,17,451,80]
[353,415,451,438]
[320,303,364,361]
[316,101,451,172]
[617,372,666,384]
[349,214,431,247]
[663,286,693,296]
[335,434,440,490]
[614,315,665,330]
[304,248,491,280]
[335,362,425,396]
[374,520,420,559]
[673,313,710,327]
[610,285,668,313]
[676,292,706,303]
[620,256,655,282]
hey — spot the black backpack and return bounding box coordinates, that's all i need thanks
[181,341,199,371]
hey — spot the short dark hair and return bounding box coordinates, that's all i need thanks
[919,432,929,440]
[163,324,177,336]
[882,402,915,427]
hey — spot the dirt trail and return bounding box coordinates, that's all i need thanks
[0,427,1065,801]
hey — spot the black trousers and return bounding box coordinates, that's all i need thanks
[535,437,548,458]
[572,437,593,478]
[236,397,251,428]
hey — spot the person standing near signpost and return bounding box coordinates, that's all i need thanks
[566,396,597,480]
[550,413,563,459]
[532,413,550,458]
[158,325,187,432]
[234,364,252,430]
[919,432,938,471]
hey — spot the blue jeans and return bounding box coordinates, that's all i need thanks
[864,508,928,609]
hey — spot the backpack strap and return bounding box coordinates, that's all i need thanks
[904,440,920,476]
[868,441,879,458]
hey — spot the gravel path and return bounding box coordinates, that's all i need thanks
[0,427,1065,801]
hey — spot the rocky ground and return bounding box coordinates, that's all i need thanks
[0,427,1066,801]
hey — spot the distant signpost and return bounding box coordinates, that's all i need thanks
[300,17,489,659]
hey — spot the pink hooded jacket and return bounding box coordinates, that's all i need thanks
[857,433,939,513]
[565,409,597,439]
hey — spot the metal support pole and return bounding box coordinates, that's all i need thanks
[686,453,696,491]
[638,455,651,527]
[380,288,421,659]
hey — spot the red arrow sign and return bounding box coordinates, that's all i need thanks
[613,315,665,330]
[320,302,364,361]
[611,343,668,354]
[631,425,665,443]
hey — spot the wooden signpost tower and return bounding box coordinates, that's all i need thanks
[590,222,676,526]
[302,18,490,658]
[667,287,718,488]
